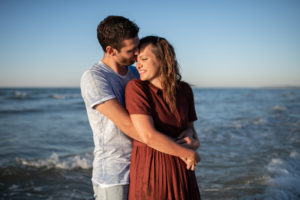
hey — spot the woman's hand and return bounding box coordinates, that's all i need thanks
[180,151,200,171]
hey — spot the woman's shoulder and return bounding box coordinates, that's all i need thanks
[126,79,150,94]
[178,81,192,91]
[127,79,145,89]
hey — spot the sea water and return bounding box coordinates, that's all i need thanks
[0,87,299,200]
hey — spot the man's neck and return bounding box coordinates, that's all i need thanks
[101,55,128,76]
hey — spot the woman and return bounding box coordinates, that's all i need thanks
[125,36,201,200]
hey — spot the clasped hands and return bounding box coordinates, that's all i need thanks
[176,128,200,171]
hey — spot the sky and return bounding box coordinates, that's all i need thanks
[0,0,299,88]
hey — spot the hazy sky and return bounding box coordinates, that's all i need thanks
[0,0,299,87]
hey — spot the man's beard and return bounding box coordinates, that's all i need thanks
[120,57,135,66]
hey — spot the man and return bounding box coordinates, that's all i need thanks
[81,16,199,200]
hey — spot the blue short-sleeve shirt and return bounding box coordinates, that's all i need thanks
[80,61,139,186]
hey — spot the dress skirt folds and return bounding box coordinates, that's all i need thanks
[128,141,200,200]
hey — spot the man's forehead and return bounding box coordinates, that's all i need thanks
[122,37,139,47]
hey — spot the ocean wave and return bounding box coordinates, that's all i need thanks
[5,90,82,101]
[0,108,44,114]
[49,94,65,99]
[0,102,85,114]
[16,153,92,170]
[289,151,299,159]
[282,91,296,98]
[273,105,287,112]
[262,154,300,199]
[252,118,266,125]
[231,117,267,128]
[49,93,82,99]
[6,91,38,100]
[10,91,30,99]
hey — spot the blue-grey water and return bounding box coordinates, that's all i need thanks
[0,88,299,200]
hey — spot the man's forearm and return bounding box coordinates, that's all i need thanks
[117,118,143,142]
[94,98,143,142]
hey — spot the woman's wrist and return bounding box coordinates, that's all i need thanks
[185,149,195,160]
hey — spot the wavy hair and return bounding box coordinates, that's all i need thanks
[139,36,182,112]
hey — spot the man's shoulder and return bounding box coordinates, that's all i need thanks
[128,65,137,72]
[90,62,111,75]
[80,63,111,91]
[127,66,139,78]
[81,62,111,80]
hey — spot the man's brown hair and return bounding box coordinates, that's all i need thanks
[97,16,139,52]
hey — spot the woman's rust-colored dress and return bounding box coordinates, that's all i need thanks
[125,79,201,200]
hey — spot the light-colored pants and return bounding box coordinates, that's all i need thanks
[92,182,129,200]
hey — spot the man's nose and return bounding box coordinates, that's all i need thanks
[134,48,139,56]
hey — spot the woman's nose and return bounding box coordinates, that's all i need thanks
[136,62,142,69]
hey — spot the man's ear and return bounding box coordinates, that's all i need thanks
[106,46,117,56]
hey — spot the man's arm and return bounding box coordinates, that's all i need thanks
[94,98,143,142]
[94,98,199,170]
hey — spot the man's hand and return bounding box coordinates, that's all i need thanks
[176,128,200,150]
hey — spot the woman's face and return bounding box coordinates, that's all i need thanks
[136,44,161,86]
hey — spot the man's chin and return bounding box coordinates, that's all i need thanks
[120,59,135,67]
[127,60,136,66]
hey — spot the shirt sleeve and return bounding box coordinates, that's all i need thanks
[184,82,198,122]
[125,79,152,115]
[80,70,116,109]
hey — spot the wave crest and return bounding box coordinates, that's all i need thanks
[263,155,300,199]
[273,105,287,111]
[16,153,92,170]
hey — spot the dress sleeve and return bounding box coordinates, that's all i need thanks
[125,79,152,115]
[185,83,198,122]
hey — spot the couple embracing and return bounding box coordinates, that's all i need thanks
[81,15,201,200]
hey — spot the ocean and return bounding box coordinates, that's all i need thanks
[0,87,299,200]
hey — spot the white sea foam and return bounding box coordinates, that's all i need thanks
[252,118,266,125]
[231,117,267,129]
[16,153,92,170]
[267,158,289,175]
[8,184,19,190]
[50,94,65,99]
[273,105,286,111]
[13,91,27,99]
[232,121,243,128]
[262,155,300,199]
[289,151,299,158]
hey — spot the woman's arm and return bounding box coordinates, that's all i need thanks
[130,114,200,170]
